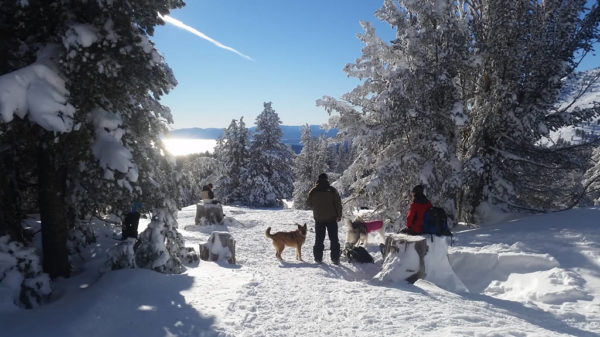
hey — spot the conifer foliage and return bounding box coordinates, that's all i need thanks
[242,102,295,207]
[319,0,467,227]
[215,117,250,204]
[319,0,600,226]
[292,125,329,209]
[0,0,188,305]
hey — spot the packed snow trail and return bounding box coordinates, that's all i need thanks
[2,205,599,336]
[175,205,597,337]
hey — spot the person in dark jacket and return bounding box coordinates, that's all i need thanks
[202,183,215,200]
[307,173,343,264]
[402,184,432,235]
[122,202,142,240]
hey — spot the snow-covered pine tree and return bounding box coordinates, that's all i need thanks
[215,117,250,204]
[318,0,469,229]
[458,0,600,222]
[292,125,329,209]
[242,102,295,207]
[0,0,188,280]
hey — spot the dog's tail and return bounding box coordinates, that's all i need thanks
[265,227,273,238]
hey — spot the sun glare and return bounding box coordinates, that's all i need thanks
[163,138,217,156]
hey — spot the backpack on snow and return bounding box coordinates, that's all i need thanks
[345,246,374,264]
[422,207,452,237]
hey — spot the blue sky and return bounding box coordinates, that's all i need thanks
[153,1,600,130]
[153,0,392,129]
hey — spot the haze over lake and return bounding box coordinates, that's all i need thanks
[163,138,217,156]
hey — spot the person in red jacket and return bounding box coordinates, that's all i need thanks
[402,185,432,235]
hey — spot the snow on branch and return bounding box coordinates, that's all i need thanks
[90,108,138,185]
[0,57,75,132]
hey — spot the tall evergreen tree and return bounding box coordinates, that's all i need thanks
[292,125,329,209]
[318,0,468,228]
[320,0,600,226]
[0,0,187,278]
[242,102,295,207]
[458,0,600,222]
[215,117,250,204]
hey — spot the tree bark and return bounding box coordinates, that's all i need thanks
[0,144,24,241]
[38,134,70,278]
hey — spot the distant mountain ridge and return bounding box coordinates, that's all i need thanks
[168,125,337,145]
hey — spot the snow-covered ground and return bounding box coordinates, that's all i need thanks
[1,205,599,336]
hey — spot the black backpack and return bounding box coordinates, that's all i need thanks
[422,207,452,236]
[346,246,374,263]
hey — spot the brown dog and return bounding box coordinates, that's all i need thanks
[265,223,307,261]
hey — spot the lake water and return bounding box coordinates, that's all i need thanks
[163,138,217,156]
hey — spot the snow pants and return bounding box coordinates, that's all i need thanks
[313,221,340,263]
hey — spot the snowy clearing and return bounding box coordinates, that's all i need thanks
[1,206,599,336]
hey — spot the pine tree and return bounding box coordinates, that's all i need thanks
[292,125,329,209]
[320,0,600,226]
[0,0,188,281]
[242,102,295,207]
[458,0,600,222]
[318,0,468,228]
[215,117,250,204]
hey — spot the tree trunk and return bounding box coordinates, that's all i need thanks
[38,135,70,278]
[195,202,224,225]
[0,144,24,241]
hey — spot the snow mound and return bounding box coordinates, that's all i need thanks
[485,267,592,305]
[423,236,468,292]
[450,243,560,293]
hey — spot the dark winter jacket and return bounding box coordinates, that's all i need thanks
[307,181,342,223]
[201,185,214,199]
[406,198,432,234]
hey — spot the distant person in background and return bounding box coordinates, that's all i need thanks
[201,183,220,204]
[401,184,432,235]
[201,184,214,200]
[122,202,142,240]
[307,173,343,265]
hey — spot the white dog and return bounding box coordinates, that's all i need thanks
[344,217,387,247]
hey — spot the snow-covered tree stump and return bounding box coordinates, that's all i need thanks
[375,234,467,292]
[195,202,224,225]
[199,231,236,264]
[378,234,428,283]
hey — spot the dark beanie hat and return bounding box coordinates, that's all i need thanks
[412,184,424,195]
[318,173,328,182]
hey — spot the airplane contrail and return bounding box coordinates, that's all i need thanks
[159,13,253,61]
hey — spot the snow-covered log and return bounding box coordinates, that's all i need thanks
[199,231,236,264]
[195,202,224,225]
[375,234,467,292]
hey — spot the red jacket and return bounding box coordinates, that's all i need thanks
[406,200,432,233]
